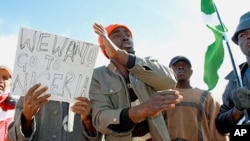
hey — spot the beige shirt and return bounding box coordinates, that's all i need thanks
[165,88,229,141]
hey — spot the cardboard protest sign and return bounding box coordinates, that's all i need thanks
[11,27,99,103]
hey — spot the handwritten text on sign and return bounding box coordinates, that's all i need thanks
[11,27,99,103]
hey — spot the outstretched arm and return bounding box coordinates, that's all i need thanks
[93,23,129,65]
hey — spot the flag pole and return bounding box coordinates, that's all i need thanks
[213,2,249,123]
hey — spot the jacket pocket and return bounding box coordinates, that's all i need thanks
[101,79,122,95]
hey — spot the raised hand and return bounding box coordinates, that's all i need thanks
[22,83,51,121]
[21,83,51,136]
[93,22,118,59]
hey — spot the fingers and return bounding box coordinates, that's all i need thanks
[161,103,176,111]
[238,87,250,95]
[74,97,90,103]
[25,83,42,97]
[25,83,49,100]
[93,22,105,36]
[161,95,180,104]
[156,89,180,96]
[71,97,91,121]
[156,89,183,104]
[93,23,101,34]
[151,90,183,112]
[23,83,51,120]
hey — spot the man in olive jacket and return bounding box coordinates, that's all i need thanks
[90,23,183,141]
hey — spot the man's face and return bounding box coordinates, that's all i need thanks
[109,27,135,54]
[171,60,192,83]
[0,69,11,94]
[238,29,250,57]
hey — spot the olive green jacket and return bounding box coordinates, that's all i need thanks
[90,56,176,141]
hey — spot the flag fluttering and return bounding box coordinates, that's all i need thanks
[201,0,226,91]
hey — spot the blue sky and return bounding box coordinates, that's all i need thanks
[1,0,250,102]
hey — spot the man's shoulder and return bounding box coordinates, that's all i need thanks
[94,65,108,72]
[225,62,248,80]
[192,87,209,93]
[191,88,212,98]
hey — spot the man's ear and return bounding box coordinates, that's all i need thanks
[190,69,193,76]
[100,44,109,59]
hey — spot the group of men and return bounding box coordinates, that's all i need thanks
[1,10,250,141]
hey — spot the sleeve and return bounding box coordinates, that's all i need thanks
[89,71,133,136]
[215,80,239,135]
[128,56,176,91]
[107,108,135,132]
[126,54,136,69]
[81,120,103,141]
[206,94,229,140]
[8,97,36,141]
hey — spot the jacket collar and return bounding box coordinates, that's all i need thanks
[225,62,248,80]
[107,62,117,72]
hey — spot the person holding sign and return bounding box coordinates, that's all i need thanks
[90,23,183,141]
[8,83,101,141]
[0,65,17,141]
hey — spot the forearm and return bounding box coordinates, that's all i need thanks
[21,113,33,137]
[103,37,129,64]
[128,104,148,123]
[82,118,97,136]
[129,57,176,90]
[216,108,236,134]
[8,111,35,141]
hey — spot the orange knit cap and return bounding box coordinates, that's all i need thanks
[98,23,133,58]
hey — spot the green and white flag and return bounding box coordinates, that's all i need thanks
[201,0,226,91]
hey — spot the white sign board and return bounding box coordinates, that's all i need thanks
[11,27,99,103]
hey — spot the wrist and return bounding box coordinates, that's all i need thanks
[233,106,244,114]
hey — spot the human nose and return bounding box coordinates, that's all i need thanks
[121,32,130,40]
[245,31,250,39]
[177,65,184,70]
[246,34,250,39]
[122,37,129,41]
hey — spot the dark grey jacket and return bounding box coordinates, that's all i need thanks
[8,98,102,141]
[216,62,250,135]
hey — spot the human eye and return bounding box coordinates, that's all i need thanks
[115,34,121,38]
[238,32,247,39]
[124,31,132,38]
[111,34,121,39]
[3,76,9,80]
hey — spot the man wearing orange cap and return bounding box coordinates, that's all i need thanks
[90,23,183,141]
[0,65,17,141]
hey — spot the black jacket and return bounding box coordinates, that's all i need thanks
[215,62,250,135]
